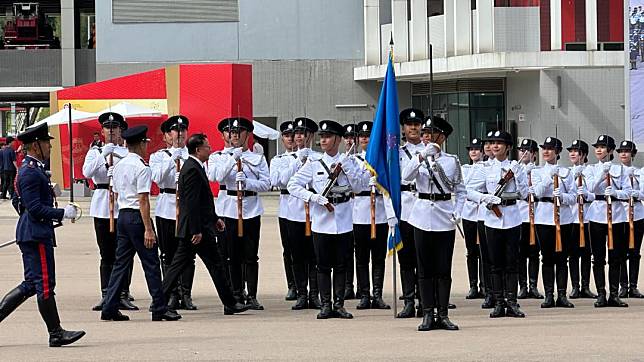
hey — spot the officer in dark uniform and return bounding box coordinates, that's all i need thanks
[0,123,85,347]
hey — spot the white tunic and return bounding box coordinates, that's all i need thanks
[586,161,631,224]
[287,152,364,234]
[208,147,233,217]
[270,151,297,219]
[399,142,424,222]
[621,166,644,221]
[571,165,595,224]
[532,163,576,226]
[281,149,323,223]
[462,162,481,222]
[82,144,128,218]
[149,146,188,220]
[352,151,386,225]
[467,158,528,229]
[112,153,152,210]
[213,150,270,219]
[518,163,537,223]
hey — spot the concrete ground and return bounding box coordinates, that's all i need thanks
[1,194,644,361]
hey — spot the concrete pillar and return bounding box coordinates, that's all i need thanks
[409,0,428,60]
[365,0,381,65]
[391,0,409,62]
[454,0,472,55]
[550,0,562,50]
[475,0,494,53]
[60,0,76,86]
[444,0,455,57]
[585,0,597,50]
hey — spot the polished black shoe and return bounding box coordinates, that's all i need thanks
[528,288,544,299]
[517,286,528,300]
[580,287,598,299]
[541,294,555,308]
[308,295,322,310]
[594,294,608,308]
[619,287,629,299]
[100,310,130,321]
[607,295,629,308]
[152,309,182,321]
[246,296,264,310]
[489,303,505,318]
[630,287,644,298]
[292,295,308,310]
[224,302,251,315]
[436,310,459,331]
[126,291,135,301]
[448,303,456,310]
[118,293,139,311]
[505,303,525,318]
[555,295,575,308]
[285,287,297,301]
[481,294,494,309]
[167,294,180,310]
[344,289,356,300]
[180,295,198,311]
[417,310,436,331]
[396,301,415,318]
[334,307,353,319]
[466,286,479,300]
[569,287,580,299]
[48,327,86,347]
[371,297,391,310]
[356,296,371,310]
[317,304,334,319]
[91,296,105,311]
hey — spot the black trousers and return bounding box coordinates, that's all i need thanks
[397,220,418,302]
[354,223,388,297]
[94,217,131,294]
[589,222,628,294]
[223,216,261,297]
[569,223,592,288]
[1,170,15,198]
[414,228,455,310]
[286,220,318,296]
[517,222,540,288]
[621,219,644,288]
[312,232,351,307]
[156,216,195,297]
[478,220,492,294]
[485,225,520,302]
[278,217,296,290]
[161,225,237,308]
[463,219,482,289]
[536,224,572,293]
[345,231,357,293]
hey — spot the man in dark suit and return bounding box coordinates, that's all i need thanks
[161,133,250,316]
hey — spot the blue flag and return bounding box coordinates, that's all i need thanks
[365,54,402,254]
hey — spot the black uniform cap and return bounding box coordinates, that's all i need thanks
[566,139,589,154]
[318,120,344,136]
[616,140,638,155]
[486,130,513,146]
[592,135,616,149]
[466,138,483,150]
[219,117,254,133]
[18,123,54,143]
[421,116,453,137]
[162,115,189,133]
[357,121,373,136]
[98,112,128,130]
[294,117,318,133]
[483,130,495,143]
[399,108,424,125]
[539,137,563,152]
[518,138,538,152]
[343,124,357,138]
[122,125,150,145]
[279,120,295,134]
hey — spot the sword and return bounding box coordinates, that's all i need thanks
[451,216,465,239]
[0,205,80,250]
[0,239,16,249]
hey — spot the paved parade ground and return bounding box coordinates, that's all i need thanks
[1,195,644,360]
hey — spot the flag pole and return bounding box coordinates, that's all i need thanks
[388,34,398,318]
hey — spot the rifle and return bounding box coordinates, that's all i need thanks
[577,173,586,248]
[486,151,528,218]
[553,173,562,252]
[629,173,636,249]
[320,144,355,213]
[606,167,613,250]
[528,169,536,246]
[370,183,376,239]
[108,126,115,233]
[236,159,244,237]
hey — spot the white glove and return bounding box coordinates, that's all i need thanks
[175,171,180,184]
[602,162,612,174]
[368,176,377,187]
[171,148,183,161]
[632,189,640,198]
[577,185,585,196]
[107,166,115,179]
[387,216,398,228]
[451,212,462,225]
[549,165,560,178]
[553,187,561,198]
[528,185,535,195]
[482,194,501,205]
[231,147,243,161]
[572,165,585,179]
[101,143,115,158]
[235,171,246,183]
[296,148,310,161]
[310,194,329,206]
[524,163,535,175]
[420,143,439,159]
[604,185,616,197]
[63,204,77,220]
[509,160,519,171]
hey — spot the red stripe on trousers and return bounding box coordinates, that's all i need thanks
[39,244,50,299]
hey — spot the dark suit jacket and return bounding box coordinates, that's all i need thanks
[177,156,218,239]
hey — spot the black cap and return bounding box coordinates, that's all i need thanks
[486,130,513,146]
[399,108,424,125]
[518,138,538,152]
[483,130,495,143]
[219,117,254,133]
[539,137,563,152]
[566,139,589,154]
[592,135,616,149]
[98,112,128,130]
[421,116,453,137]
[466,138,483,150]
[357,121,373,136]
[617,140,638,155]
[343,124,357,138]
[122,125,150,145]
[162,115,189,133]
[318,120,344,136]
[279,120,295,134]
[18,123,54,143]
[294,117,318,133]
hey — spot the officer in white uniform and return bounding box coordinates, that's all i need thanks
[287,119,364,320]
[342,123,359,300]
[616,140,644,299]
[82,112,137,311]
[213,117,270,310]
[150,115,195,310]
[586,135,631,308]
[467,130,528,318]
[462,138,485,300]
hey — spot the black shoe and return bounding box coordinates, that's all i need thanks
[371,297,391,310]
[180,295,198,311]
[344,289,356,300]
[48,328,86,347]
[118,292,139,311]
[334,306,353,319]
[417,310,436,331]
[517,286,528,300]
[594,293,608,308]
[569,287,580,299]
[436,308,459,331]
[466,286,479,300]
[619,287,629,299]
[416,304,423,318]
[152,310,182,321]
[580,287,598,299]
[481,294,494,309]
[100,311,129,321]
[489,303,505,318]
[91,296,105,311]
[555,294,575,308]
[167,294,180,310]
[630,287,644,298]
[126,291,135,302]
[396,301,415,318]
[528,288,544,299]
[448,303,456,310]
[224,302,251,315]
[285,287,297,301]
[505,302,525,318]
[246,297,264,310]
[541,294,555,308]
[292,295,308,310]
[317,304,334,319]
[308,295,322,310]
[356,296,371,310]
[607,295,629,308]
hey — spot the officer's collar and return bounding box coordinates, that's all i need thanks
[25,155,45,168]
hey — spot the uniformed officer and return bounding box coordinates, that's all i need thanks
[150,115,197,310]
[567,139,598,299]
[100,125,181,322]
[287,119,364,319]
[0,122,85,347]
[461,138,485,299]
[280,117,322,310]
[269,120,298,301]
[213,117,271,310]
[616,140,644,298]
[516,139,543,300]
[81,112,137,311]
[587,135,631,307]
[467,130,527,318]
[530,137,575,308]
[396,108,425,318]
[342,122,358,300]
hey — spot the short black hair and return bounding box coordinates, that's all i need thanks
[187,133,207,155]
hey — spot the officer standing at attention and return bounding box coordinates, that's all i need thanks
[150,115,197,310]
[214,117,271,310]
[288,120,363,319]
[82,112,137,311]
[0,123,85,347]
[342,122,359,300]
[208,121,234,263]
[100,125,181,322]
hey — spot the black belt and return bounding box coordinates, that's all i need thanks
[95,183,109,190]
[280,189,290,195]
[418,193,451,201]
[354,191,380,197]
[401,184,416,192]
[160,188,176,194]
[220,185,227,191]
[499,199,517,206]
[227,190,257,197]
[327,194,351,205]
[537,197,554,203]
[120,208,139,213]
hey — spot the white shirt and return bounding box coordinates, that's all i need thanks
[149,146,188,220]
[518,163,536,223]
[586,161,631,224]
[621,166,644,221]
[287,151,364,234]
[399,142,424,222]
[352,151,386,225]
[570,165,595,224]
[213,149,270,219]
[280,148,324,222]
[466,158,495,222]
[270,151,297,219]
[532,163,576,226]
[462,163,481,222]
[82,144,128,218]
[208,147,233,216]
[402,151,466,232]
[112,153,152,210]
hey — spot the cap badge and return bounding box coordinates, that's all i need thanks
[108,114,114,121]
[410,111,416,118]
[546,137,552,143]
[233,120,238,127]
[488,131,493,137]
[298,120,303,126]
[287,124,293,129]
[523,139,528,145]
[599,135,604,141]
[362,124,368,131]
[573,140,578,145]
[473,139,478,144]
[321,123,328,130]
[494,131,500,137]
[347,126,352,132]
[177,117,183,124]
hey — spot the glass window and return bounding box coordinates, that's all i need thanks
[600,0,624,43]
[427,0,444,17]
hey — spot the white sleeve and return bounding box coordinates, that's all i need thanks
[82,149,106,179]
[287,160,315,202]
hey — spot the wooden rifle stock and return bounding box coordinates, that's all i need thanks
[629,174,635,249]
[320,162,344,213]
[370,185,376,239]
[304,201,312,236]
[108,153,115,233]
[553,174,562,252]
[528,170,536,246]
[607,170,613,250]
[236,159,244,237]
[486,169,515,218]
[577,174,585,248]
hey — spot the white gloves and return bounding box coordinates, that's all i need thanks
[553,187,561,198]
[604,185,616,197]
[602,162,612,174]
[310,194,329,206]
[420,143,439,159]
[528,185,535,195]
[368,176,377,187]
[549,165,560,178]
[524,163,535,175]
[171,148,183,161]
[235,171,246,183]
[107,166,114,178]
[231,147,243,161]
[296,148,310,162]
[572,165,585,179]
[175,171,180,184]
[482,194,501,205]
[387,216,398,228]
[101,143,115,159]
[63,204,78,220]
[577,185,585,196]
